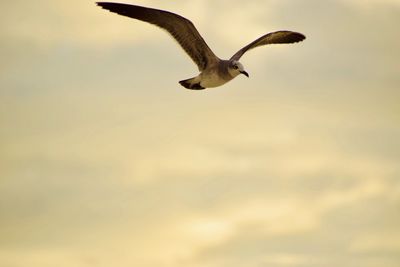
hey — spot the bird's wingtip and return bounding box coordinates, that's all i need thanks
[300,33,306,41]
[291,32,306,44]
[96,2,113,10]
[96,2,108,7]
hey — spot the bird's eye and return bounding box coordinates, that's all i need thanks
[233,65,238,70]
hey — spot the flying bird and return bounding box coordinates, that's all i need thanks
[96,2,306,90]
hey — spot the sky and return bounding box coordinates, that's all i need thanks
[1,0,400,266]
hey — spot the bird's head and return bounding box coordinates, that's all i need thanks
[229,60,249,78]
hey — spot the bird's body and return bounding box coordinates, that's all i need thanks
[96,2,306,90]
[180,60,236,89]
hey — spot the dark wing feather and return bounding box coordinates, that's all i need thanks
[97,2,219,71]
[230,31,306,61]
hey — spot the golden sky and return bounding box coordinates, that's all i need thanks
[1,1,400,266]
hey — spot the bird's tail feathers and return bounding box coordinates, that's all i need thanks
[179,77,205,90]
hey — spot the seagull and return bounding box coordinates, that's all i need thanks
[96,2,306,90]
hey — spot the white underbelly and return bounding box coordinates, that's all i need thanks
[200,73,232,88]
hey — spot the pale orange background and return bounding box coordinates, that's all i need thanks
[1,1,399,266]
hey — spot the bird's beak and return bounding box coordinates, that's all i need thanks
[240,71,249,77]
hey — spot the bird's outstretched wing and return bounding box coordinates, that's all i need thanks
[230,31,305,61]
[97,2,219,71]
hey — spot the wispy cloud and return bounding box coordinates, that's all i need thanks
[1,0,399,267]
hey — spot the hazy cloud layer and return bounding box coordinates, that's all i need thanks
[1,0,399,267]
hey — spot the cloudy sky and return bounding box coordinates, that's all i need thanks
[1,0,400,266]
